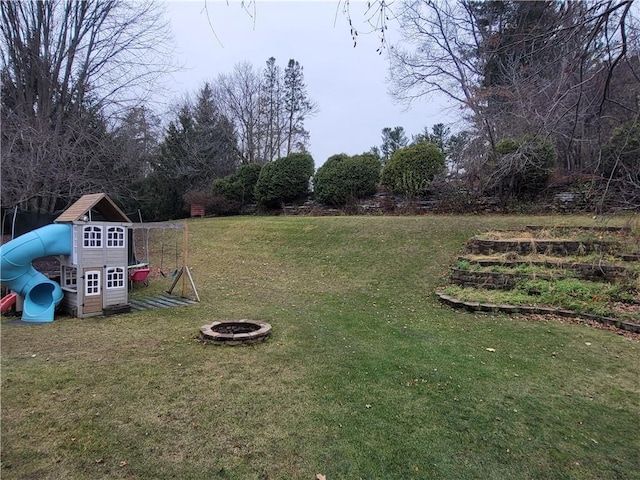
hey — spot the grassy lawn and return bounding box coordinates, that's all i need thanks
[2,215,639,479]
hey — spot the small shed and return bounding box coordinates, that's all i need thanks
[54,193,132,318]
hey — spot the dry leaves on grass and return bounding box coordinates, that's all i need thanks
[521,313,640,341]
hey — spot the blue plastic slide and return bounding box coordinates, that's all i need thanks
[0,224,72,322]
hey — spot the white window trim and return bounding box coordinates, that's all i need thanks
[72,225,78,264]
[83,225,103,249]
[106,226,125,248]
[106,267,126,290]
[85,270,101,296]
[61,266,78,292]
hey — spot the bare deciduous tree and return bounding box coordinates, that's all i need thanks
[214,62,265,164]
[213,58,318,164]
[388,0,640,205]
[0,0,173,213]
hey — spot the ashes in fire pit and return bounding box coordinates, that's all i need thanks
[200,320,271,345]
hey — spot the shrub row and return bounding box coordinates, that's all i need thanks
[199,143,447,214]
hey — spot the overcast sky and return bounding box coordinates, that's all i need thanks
[162,1,456,167]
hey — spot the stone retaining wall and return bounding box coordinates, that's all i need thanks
[457,257,632,281]
[435,292,640,334]
[467,238,614,256]
[450,268,518,290]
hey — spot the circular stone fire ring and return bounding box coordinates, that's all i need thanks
[200,320,272,346]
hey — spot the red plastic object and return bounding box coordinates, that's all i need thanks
[129,268,151,285]
[1,292,17,313]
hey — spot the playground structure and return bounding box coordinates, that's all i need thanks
[0,223,72,321]
[129,221,199,301]
[1,193,198,323]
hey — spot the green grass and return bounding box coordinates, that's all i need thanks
[443,281,639,320]
[455,260,578,277]
[2,215,640,479]
[448,220,639,321]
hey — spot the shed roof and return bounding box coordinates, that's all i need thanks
[55,193,132,224]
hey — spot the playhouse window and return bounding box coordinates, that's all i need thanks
[83,226,103,248]
[106,267,126,289]
[85,271,100,296]
[62,266,77,291]
[107,227,125,248]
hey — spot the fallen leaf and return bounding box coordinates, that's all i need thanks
[119,461,128,467]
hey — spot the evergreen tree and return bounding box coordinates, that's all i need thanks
[470,1,562,120]
[146,84,240,220]
[381,143,446,198]
[313,153,381,206]
[146,108,193,219]
[260,57,286,162]
[380,126,408,163]
[413,124,451,152]
[254,153,315,208]
[283,59,316,155]
[114,106,161,179]
[192,83,240,183]
[0,0,172,213]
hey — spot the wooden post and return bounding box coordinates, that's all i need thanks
[182,223,189,298]
[165,222,200,302]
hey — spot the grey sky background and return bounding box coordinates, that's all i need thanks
[163,1,456,167]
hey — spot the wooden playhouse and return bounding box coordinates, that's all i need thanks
[54,193,133,318]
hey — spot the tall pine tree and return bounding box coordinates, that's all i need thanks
[146,84,240,220]
[192,83,240,182]
[260,57,286,162]
[283,59,317,156]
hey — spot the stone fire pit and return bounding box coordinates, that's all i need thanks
[200,320,271,345]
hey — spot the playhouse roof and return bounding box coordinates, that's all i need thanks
[55,193,132,224]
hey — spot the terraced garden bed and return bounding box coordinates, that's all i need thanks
[453,256,635,286]
[440,226,640,332]
[467,225,638,258]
